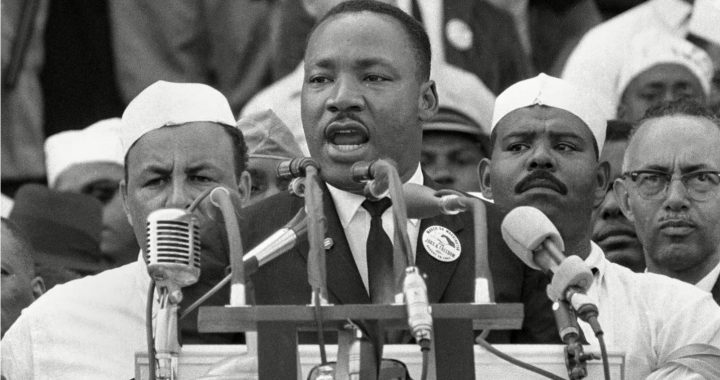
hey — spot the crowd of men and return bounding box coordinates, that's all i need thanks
[2,0,720,378]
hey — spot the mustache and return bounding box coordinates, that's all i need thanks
[515,170,568,195]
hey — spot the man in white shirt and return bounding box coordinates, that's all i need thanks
[614,100,720,305]
[1,81,251,379]
[478,73,720,378]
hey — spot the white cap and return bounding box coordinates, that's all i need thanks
[120,81,236,157]
[492,73,606,155]
[432,64,495,135]
[44,118,124,187]
[617,29,714,99]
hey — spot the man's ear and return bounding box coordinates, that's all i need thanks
[613,178,635,223]
[31,276,45,299]
[236,171,252,207]
[477,158,493,200]
[119,179,133,226]
[593,161,610,208]
[418,80,439,122]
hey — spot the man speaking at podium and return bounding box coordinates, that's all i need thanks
[240,1,554,367]
[478,73,720,378]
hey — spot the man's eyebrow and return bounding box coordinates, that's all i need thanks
[548,131,586,142]
[681,164,713,173]
[500,130,536,141]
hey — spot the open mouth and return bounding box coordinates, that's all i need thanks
[326,121,369,152]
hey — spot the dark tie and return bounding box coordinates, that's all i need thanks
[362,198,394,304]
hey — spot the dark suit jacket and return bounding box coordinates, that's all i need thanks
[712,277,720,306]
[239,178,559,346]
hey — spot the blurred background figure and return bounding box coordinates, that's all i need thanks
[8,184,106,289]
[44,118,138,266]
[1,218,45,337]
[237,109,304,205]
[616,30,714,122]
[1,0,51,195]
[592,120,644,272]
[563,0,720,119]
[108,0,274,116]
[1,193,14,218]
[421,65,493,192]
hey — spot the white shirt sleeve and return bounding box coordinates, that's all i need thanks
[1,312,35,380]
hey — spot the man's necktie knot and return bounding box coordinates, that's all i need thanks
[361,198,392,218]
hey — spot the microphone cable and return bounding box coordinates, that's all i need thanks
[146,280,157,380]
[588,316,610,380]
[419,338,431,380]
[475,330,565,380]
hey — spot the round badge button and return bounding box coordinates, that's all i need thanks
[422,226,461,262]
[445,18,473,51]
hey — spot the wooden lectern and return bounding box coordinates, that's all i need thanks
[193,302,523,379]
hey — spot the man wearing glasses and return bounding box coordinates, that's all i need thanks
[614,100,720,305]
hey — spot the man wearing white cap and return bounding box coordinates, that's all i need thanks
[45,118,138,266]
[616,30,714,122]
[2,81,251,379]
[479,73,720,378]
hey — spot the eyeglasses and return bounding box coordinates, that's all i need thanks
[622,170,720,201]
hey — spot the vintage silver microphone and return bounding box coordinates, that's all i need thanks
[146,208,201,380]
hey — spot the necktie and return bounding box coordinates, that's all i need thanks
[362,198,394,304]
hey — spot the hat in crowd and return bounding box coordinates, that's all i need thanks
[120,81,236,157]
[492,73,606,155]
[238,109,304,160]
[429,64,495,136]
[8,184,105,275]
[617,29,714,99]
[44,118,124,188]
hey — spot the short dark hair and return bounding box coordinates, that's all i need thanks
[632,99,720,139]
[605,120,633,143]
[124,123,249,182]
[1,217,37,275]
[309,0,431,80]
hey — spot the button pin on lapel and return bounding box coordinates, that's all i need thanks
[323,237,334,250]
[421,226,461,262]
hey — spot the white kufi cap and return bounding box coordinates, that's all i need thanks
[45,118,124,187]
[120,81,236,157]
[492,73,606,155]
[617,29,714,99]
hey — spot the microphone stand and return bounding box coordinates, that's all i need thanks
[155,287,181,380]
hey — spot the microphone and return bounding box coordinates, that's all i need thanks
[403,266,433,347]
[146,208,201,298]
[146,207,201,380]
[276,157,320,179]
[403,183,469,219]
[244,208,308,277]
[501,206,598,323]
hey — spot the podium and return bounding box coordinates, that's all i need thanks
[193,302,522,379]
[135,344,625,379]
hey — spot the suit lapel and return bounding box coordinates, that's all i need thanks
[297,182,370,305]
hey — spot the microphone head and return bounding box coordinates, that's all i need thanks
[501,206,565,270]
[146,208,201,289]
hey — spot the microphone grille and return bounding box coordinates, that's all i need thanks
[146,208,201,288]
[501,206,565,270]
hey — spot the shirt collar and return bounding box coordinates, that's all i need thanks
[328,164,424,228]
[652,0,693,31]
[695,259,720,292]
[584,241,607,279]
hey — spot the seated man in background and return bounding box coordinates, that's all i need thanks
[237,109,304,205]
[591,120,644,272]
[2,81,251,379]
[615,100,720,304]
[45,118,139,266]
[8,184,106,287]
[479,73,720,378]
[421,65,493,193]
[616,30,714,122]
[1,218,44,337]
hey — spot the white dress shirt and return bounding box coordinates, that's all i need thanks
[327,165,423,293]
[696,259,720,293]
[578,242,720,379]
[562,0,692,118]
[1,253,157,379]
